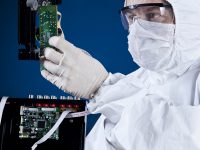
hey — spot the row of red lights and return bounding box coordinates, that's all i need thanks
[35,103,80,108]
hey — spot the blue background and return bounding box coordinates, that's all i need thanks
[0,0,138,134]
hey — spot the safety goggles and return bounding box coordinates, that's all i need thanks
[120,3,174,30]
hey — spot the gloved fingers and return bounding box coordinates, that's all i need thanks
[45,74,70,93]
[41,70,67,90]
[44,47,63,65]
[49,36,77,54]
[43,60,63,76]
[53,76,66,89]
[41,70,57,84]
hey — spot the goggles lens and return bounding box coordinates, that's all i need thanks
[120,3,174,30]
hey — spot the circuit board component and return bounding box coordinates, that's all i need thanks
[19,106,60,139]
[38,5,58,56]
[19,104,79,140]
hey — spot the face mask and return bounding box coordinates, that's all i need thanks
[128,19,175,71]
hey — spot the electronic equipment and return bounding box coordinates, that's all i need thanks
[16,1,87,149]
[18,0,62,60]
[0,98,86,150]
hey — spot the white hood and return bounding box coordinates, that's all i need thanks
[165,0,200,75]
[86,1,200,150]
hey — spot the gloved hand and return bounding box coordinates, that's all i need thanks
[41,36,108,99]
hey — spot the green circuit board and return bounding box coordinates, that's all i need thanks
[19,105,78,140]
[19,106,60,140]
[38,5,58,56]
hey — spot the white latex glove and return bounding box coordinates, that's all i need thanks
[41,36,108,99]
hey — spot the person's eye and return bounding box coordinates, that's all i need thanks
[126,14,135,23]
[146,13,161,21]
[128,15,134,20]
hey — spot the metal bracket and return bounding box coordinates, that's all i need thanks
[26,0,38,10]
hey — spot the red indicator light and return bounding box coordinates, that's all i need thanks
[36,103,42,107]
[50,104,56,107]
[43,104,49,107]
[60,104,66,108]
[74,104,79,108]
[66,104,72,108]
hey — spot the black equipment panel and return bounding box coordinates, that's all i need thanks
[0,98,86,150]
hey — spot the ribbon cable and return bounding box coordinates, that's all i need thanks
[0,96,8,126]
[32,110,89,150]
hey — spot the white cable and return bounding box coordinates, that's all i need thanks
[0,96,8,126]
[31,109,90,150]
[31,110,71,150]
[66,110,90,118]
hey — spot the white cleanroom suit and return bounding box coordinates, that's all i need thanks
[41,0,200,149]
[85,0,200,149]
